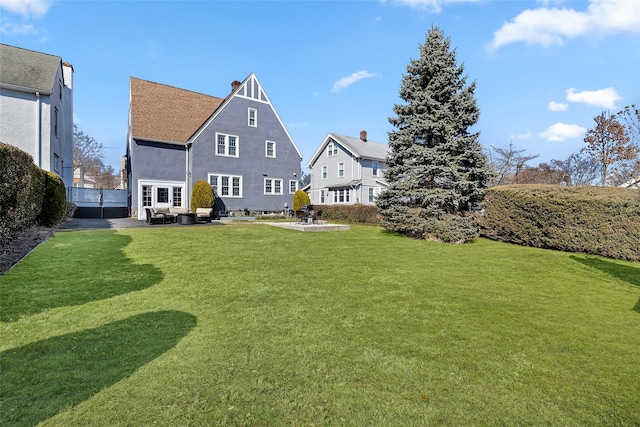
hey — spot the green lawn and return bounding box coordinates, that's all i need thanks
[1,223,639,426]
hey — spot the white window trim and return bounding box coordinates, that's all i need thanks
[289,180,298,194]
[338,162,344,178]
[372,161,379,177]
[208,173,243,198]
[265,140,276,158]
[215,133,239,158]
[321,165,328,180]
[264,178,283,195]
[248,108,257,127]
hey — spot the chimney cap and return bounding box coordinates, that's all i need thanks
[360,130,367,142]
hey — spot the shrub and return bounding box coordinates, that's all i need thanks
[37,171,68,226]
[190,180,215,212]
[0,142,45,242]
[313,204,381,225]
[479,185,640,261]
[293,189,310,211]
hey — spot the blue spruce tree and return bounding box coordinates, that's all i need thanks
[376,27,492,243]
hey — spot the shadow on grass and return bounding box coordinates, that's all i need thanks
[0,231,163,322]
[571,255,640,313]
[0,310,197,427]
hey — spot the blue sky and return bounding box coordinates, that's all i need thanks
[2,0,639,171]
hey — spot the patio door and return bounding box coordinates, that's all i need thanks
[139,180,185,219]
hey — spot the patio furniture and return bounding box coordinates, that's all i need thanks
[178,213,197,225]
[196,208,213,223]
[145,207,176,224]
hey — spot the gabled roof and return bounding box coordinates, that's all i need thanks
[0,44,62,93]
[190,73,303,159]
[129,77,224,143]
[307,132,390,168]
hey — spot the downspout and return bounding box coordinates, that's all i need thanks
[35,91,42,167]
[185,142,192,210]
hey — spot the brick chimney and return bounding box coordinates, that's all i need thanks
[360,130,367,142]
[231,80,242,92]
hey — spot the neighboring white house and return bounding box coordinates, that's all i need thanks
[307,131,390,205]
[0,43,74,190]
[619,176,640,189]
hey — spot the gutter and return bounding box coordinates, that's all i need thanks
[35,91,42,167]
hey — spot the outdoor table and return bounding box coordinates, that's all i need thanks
[178,213,197,225]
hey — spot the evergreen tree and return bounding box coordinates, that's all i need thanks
[376,27,492,243]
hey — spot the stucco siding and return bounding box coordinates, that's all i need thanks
[191,96,301,212]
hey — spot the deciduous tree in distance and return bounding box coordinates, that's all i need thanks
[376,26,492,243]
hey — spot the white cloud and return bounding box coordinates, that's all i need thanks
[331,71,378,93]
[511,132,532,140]
[488,0,640,51]
[0,0,52,18]
[538,122,586,142]
[383,0,480,13]
[566,87,623,109]
[548,101,568,112]
[0,19,36,36]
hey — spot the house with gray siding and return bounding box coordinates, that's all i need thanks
[0,44,74,190]
[127,73,302,219]
[307,131,390,206]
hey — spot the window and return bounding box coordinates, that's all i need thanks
[216,133,239,157]
[327,141,338,157]
[334,189,350,203]
[289,180,298,194]
[209,173,242,197]
[53,154,59,173]
[264,178,283,195]
[157,187,169,203]
[322,165,327,179]
[265,140,276,158]
[369,187,375,202]
[338,162,344,177]
[142,185,152,206]
[372,161,379,176]
[54,107,58,137]
[248,108,257,127]
[173,187,182,207]
[320,189,325,203]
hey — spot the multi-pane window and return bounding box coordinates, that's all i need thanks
[266,140,276,158]
[142,185,152,206]
[320,189,325,203]
[322,165,327,179]
[327,141,338,156]
[333,189,350,203]
[372,161,379,176]
[216,133,239,157]
[264,178,283,195]
[209,174,242,197]
[53,154,59,173]
[54,107,58,137]
[338,162,344,177]
[369,187,375,202]
[173,187,182,207]
[289,180,298,194]
[248,108,257,127]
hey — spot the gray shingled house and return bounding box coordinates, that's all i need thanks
[126,73,302,219]
[0,43,74,190]
[307,131,390,206]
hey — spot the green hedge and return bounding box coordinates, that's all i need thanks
[0,142,45,242]
[190,180,215,212]
[479,185,640,261]
[37,171,68,226]
[313,204,381,225]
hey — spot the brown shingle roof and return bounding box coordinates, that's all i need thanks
[130,77,224,143]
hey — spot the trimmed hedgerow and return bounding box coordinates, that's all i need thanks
[313,204,381,225]
[479,185,640,261]
[190,180,215,212]
[37,171,68,226]
[293,189,310,212]
[0,142,45,242]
